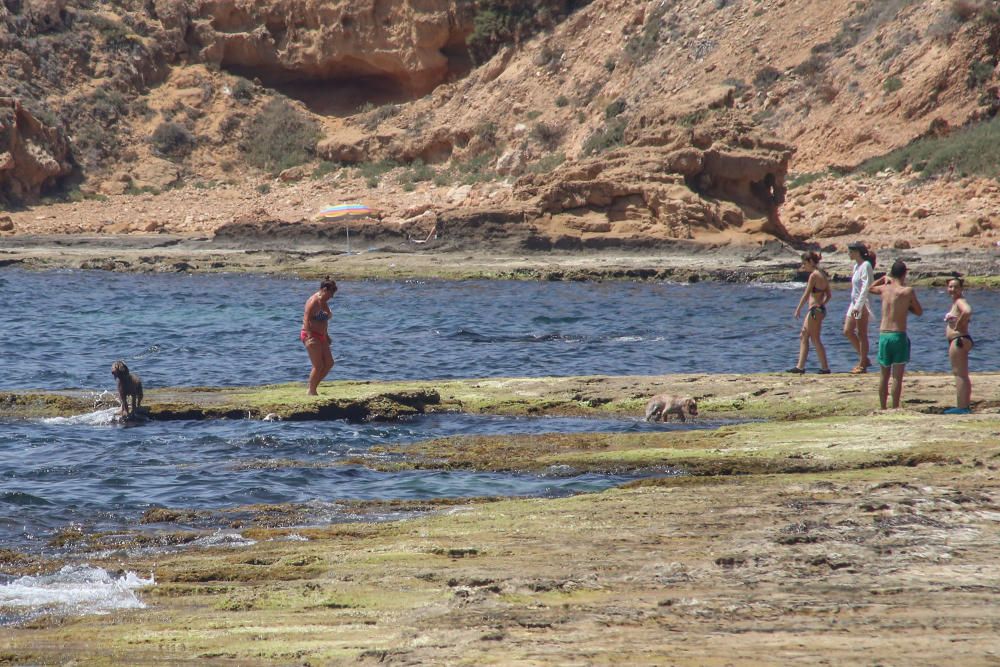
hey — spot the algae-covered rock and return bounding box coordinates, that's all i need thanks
[0,391,93,418]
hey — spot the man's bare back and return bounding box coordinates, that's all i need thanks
[874,280,922,332]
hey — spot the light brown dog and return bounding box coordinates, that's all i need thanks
[111,360,143,418]
[644,394,697,422]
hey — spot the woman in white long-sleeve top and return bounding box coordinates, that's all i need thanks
[843,241,876,374]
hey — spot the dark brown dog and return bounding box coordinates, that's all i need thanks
[644,394,697,422]
[111,360,143,418]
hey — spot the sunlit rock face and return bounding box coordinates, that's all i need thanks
[0,98,74,204]
[183,0,474,95]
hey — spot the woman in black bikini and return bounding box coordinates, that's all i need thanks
[789,251,832,374]
[301,277,337,395]
[943,275,973,413]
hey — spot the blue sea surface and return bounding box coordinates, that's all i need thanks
[1,269,997,555]
[1,269,993,389]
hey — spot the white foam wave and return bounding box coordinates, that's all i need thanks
[42,407,119,426]
[0,565,153,615]
[191,531,257,548]
[273,533,309,542]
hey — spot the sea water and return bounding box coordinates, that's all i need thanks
[1,270,997,552]
[1,269,997,619]
[2,270,992,389]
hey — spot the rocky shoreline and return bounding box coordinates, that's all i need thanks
[1,234,999,284]
[2,372,1000,664]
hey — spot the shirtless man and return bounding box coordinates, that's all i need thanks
[869,260,923,409]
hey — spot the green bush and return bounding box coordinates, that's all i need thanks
[475,120,498,145]
[883,76,903,93]
[967,59,994,88]
[468,1,563,64]
[582,118,626,155]
[604,57,617,73]
[90,87,128,122]
[312,161,341,179]
[150,121,195,158]
[555,95,570,107]
[830,0,918,54]
[231,78,254,103]
[408,159,435,183]
[240,99,320,174]
[527,152,565,174]
[722,77,749,96]
[794,54,827,79]
[453,152,499,185]
[679,109,709,127]
[787,171,829,189]
[951,0,980,21]
[604,98,626,119]
[753,66,781,89]
[356,159,399,188]
[624,2,671,64]
[857,114,1000,179]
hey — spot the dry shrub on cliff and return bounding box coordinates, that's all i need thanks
[753,66,782,89]
[362,103,400,131]
[951,0,981,21]
[530,121,563,148]
[240,99,320,174]
[151,121,195,158]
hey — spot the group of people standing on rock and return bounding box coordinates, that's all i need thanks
[791,242,974,413]
[293,248,975,415]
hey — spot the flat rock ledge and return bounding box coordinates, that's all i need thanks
[3,372,999,422]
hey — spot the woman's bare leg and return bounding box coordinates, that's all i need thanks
[305,339,326,395]
[843,315,860,355]
[950,340,972,409]
[796,327,810,369]
[808,313,829,371]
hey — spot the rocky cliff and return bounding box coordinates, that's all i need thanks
[1,0,998,249]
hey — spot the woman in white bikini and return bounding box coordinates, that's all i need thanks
[943,275,973,414]
[843,241,876,374]
[789,251,832,374]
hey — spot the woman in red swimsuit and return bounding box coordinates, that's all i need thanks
[301,277,337,395]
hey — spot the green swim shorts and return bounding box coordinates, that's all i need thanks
[878,331,910,367]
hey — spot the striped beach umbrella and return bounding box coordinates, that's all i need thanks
[315,203,373,220]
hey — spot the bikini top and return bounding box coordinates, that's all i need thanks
[311,310,331,322]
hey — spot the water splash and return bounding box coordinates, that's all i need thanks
[0,565,153,620]
[41,407,119,426]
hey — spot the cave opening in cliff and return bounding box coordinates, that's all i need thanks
[222,43,473,118]
[223,65,417,117]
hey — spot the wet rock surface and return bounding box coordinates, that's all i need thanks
[3,372,1000,663]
